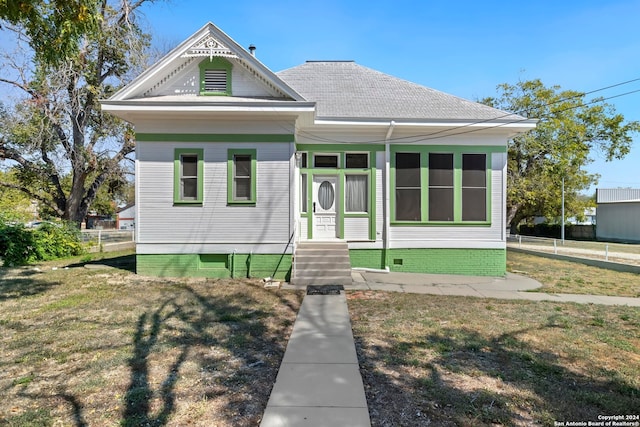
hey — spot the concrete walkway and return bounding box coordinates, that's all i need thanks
[264,271,640,425]
[283,271,640,306]
[260,292,370,427]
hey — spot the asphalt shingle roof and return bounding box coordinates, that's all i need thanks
[277,61,518,121]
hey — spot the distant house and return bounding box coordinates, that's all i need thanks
[100,22,535,279]
[596,188,640,242]
[568,207,596,226]
[117,204,135,230]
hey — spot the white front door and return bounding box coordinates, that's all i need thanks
[313,175,338,239]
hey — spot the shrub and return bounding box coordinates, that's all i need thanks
[0,219,85,266]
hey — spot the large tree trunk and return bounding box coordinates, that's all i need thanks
[506,203,522,232]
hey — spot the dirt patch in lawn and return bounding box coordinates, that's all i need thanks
[1,258,303,426]
[348,292,640,426]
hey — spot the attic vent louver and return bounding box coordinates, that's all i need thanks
[204,69,227,92]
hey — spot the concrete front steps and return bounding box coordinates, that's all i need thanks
[292,241,353,286]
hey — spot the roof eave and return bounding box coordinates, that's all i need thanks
[311,117,537,132]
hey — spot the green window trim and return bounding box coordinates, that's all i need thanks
[174,148,204,205]
[390,145,494,225]
[227,149,257,205]
[199,57,232,96]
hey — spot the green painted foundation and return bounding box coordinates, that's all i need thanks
[350,248,506,276]
[136,253,292,280]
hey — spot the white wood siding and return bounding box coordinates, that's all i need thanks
[148,59,275,98]
[389,151,506,248]
[344,217,369,240]
[298,217,308,240]
[134,120,294,135]
[137,141,292,247]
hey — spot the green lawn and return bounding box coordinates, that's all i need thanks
[0,252,303,426]
[348,291,640,426]
[507,250,640,297]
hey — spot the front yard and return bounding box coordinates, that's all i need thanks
[0,254,303,426]
[1,251,639,426]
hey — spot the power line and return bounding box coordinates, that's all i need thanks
[293,76,640,145]
[414,87,640,143]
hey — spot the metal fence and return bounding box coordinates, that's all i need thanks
[81,229,135,248]
[507,234,640,264]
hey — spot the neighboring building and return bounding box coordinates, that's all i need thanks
[117,204,135,230]
[566,207,596,226]
[100,22,535,279]
[596,188,640,242]
[85,213,116,229]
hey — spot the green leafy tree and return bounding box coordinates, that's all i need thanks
[0,170,35,222]
[0,0,100,66]
[480,79,640,228]
[0,1,155,226]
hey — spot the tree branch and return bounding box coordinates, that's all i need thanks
[0,180,64,216]
[0,77,39,98]
[1,138,68,214]
[80,133,135,215]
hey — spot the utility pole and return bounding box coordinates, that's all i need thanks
[561,176,565,244]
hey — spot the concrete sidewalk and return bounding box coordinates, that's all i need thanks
[260,292,370,427]
[282,271,640,306]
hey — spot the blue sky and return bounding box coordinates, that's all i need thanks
[146,1,637,192]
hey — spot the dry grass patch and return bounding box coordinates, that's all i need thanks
[348,292,640,426]
[1,253,303,426]
[507,250,640,297]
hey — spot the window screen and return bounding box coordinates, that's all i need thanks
[314,155,338,168]
[428,153,454,221]
[462,153,487,221]
[395,153,421,221]
[180,154,198,200]
[345,153,368,168]
[233,154,251,200]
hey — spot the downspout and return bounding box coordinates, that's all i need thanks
[382,120,395,272]
[292,143,299,281]
[355,121,395,274]
[382,120,396,271]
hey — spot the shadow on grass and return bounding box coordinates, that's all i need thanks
[0,268,59,300]
[65,254,136,273]
[122,283,300,426]
[355,324,639,426]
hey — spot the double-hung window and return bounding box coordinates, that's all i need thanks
[174,148,203,204]
[428,153,454,221]
[227,149,256,205]
[462,153,487,221]
[395,152,421,221]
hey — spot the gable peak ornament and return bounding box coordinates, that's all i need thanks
[183,35,238,60]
